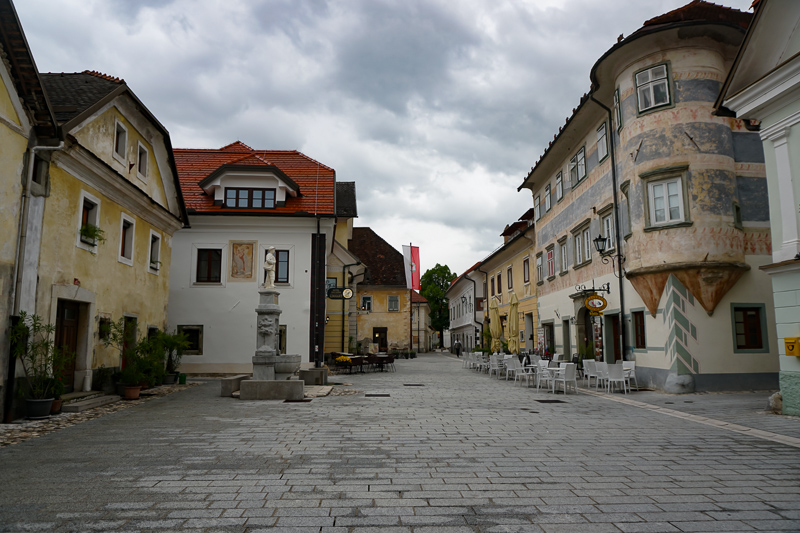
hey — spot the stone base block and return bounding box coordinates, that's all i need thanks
[220,374,250,397]
[664,373,695,394]
[299,368,328,386]
[239,379,304,401]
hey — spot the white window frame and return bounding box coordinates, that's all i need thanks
[546,248,554,278]
[536,254,543,283]
[118,213,135,266]
[523,258,530,283]
[148,229,161,275]
[113,120,127,164]
[555,172,563,201]
[574,233,583,265]
[177,325,203,355]
[534,195,541,220]
[583,229,592,263]
[388,295,399,312]
[597,122,608,162]
[361,296,372,312]
[76,190,101,254]
[603,214,615,252]
[507,266,513,290]
[191,244,227,287]
[560,241,568,273]
[613,88,623,131]
[136,142,149,182]
[648,176,685,226]
[544,185,551,212]
[570,147,586,185]
[636,63,670,113]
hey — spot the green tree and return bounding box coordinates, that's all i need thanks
[420,263,457,348]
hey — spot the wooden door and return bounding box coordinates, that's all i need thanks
[373,327,388,352]
[55,300,79,394]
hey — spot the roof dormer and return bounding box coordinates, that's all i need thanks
[198,155,302,209]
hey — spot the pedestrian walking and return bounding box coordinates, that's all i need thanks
[454,339,462,357]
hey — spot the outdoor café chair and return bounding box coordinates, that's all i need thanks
[607,362,628,394]
[594,361,609,391]
[552,363,578,394]
[623,361,639,390]
[583,359,598,388]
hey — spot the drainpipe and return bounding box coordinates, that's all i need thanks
[12,142,64,315]
[589,93,626,362]
[476,265,489,349]
[341,260,361,352]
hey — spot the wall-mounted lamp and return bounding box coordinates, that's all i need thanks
[570,316,576,325]
[325,316,330,324]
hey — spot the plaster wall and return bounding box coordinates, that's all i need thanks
[168,216,334,374]
[355,287,411,351]
[36,164,175,371]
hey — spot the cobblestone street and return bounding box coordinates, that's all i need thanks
[1,353,799,533]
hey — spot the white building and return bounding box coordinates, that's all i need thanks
[446,262,484,352]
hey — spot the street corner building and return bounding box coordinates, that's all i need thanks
[167,142,342,374]
[1,0,189,420]
[517,1,778,393]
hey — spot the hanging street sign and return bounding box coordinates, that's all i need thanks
[584,293,608,316]
[327,287,353,300]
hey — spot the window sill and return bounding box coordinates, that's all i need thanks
[547,275,556,282]
[643,221,693,233]
[193,282,223,287]
[537,281,544,286]
[559,271,569,277]
[573,259,592,270]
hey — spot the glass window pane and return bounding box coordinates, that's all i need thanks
[639,87,652,110]
[652,65,667,79]
[653,81,669,105]
[636,70,650,86]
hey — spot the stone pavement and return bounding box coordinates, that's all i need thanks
[1,353,799,533]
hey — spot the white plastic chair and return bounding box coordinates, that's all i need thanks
[505,358,520,380]
[488,355,501,378]
[536,360,552,390]
[583,359,597,388]
[607,362,628,394]
[552,363,578,394]
[623,361,639,390]
[594,362,609,391]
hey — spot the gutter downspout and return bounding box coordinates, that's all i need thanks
[341,260,361,352]
[476,265,489,349]
[589,93,627,362]
[12,142,64,315]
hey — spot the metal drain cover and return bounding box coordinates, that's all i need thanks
[284,399,312,403]
[534,399,566,404]
[403,384,424,387]
[365,393,390,397]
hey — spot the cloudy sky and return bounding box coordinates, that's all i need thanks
[16,0,754,276]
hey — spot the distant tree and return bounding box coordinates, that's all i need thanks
[420,264,457,348]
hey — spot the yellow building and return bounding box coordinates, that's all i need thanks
[0,0,60,420]
[15,69,187,395]
[478,210,539,353]
[347,227,415,353]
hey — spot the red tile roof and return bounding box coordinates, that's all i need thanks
[450,261,481,287]
[174,141,336,216]
[411,291,428,304]
[643,0,750,29]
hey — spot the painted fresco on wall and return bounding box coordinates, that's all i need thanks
[229,241,256,281]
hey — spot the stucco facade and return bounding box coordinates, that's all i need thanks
[719,0,800,413]
[446,263,485,352]
[519,4,777,392]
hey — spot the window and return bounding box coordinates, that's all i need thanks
[388,296,399,312]
[137,142,148,181]
[603,214,615,251]
[597,123,608,162]
[98,317,111,341]
[534,195,541,220]
[555,172,563,201]
[633,311,646,349]
[584,229,592,263]
[648,177,684,225]
[361,296,372,311]
[326,277,337,293]
[177,325,203,355]
[490,277,495,296]
[496,274,502,294]
[523,258,530,283]
[273,249,290,283]
[560,242,568,272]
[507,267,513,290]
[197,248,222,282]
[544,185,551,212]
[225,188,276,209]
[570,147,586,185]
[536,254,543,282]
[733,202,743,229]
[118,214,135,266]
[574,227,591,265]
[546,248,555,278]
[148,230,161,273]
[613,89,622,131]
[78,191,102,250]
[574,233,582,265]
[734,307,764,350]
[113,120,127,161]
[636,64,670,112]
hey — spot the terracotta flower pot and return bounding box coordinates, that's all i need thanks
[50,399,63,414]
[123,386,142,400]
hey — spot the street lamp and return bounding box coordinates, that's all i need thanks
[593,234,626,279]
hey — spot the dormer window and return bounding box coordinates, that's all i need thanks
[225,188,276,209]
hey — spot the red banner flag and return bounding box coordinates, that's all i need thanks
[402,245,420,290]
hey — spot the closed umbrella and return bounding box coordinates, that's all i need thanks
[507,292,519,354]
[489,297,502,353]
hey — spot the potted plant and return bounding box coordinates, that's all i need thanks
[159,330,189,384]
[10,311,68,419]
[102,317,142,399]
[79,223,105,246]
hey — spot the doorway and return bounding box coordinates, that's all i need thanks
[55,300,79,394]
[606,314,621,362]
[562,319,571,358]
[121,316,137,367]
[373,327,387,352]
[542,322,555,354]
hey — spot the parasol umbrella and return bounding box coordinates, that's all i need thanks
[489,297,502,353]
[507,292,519,354]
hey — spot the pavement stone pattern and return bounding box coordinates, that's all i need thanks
[1,353,799,532]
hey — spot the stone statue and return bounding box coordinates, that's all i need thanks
[257,316,276,351]
[262,247,276,289]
